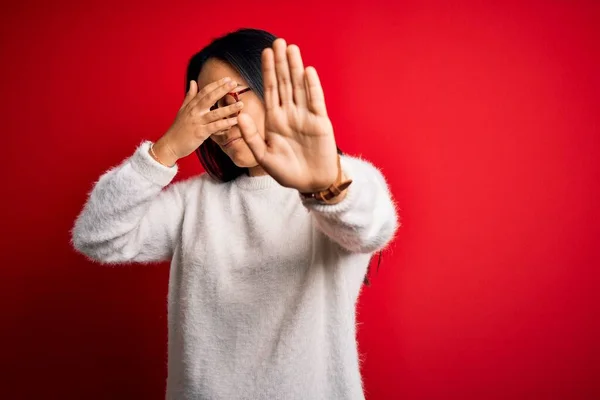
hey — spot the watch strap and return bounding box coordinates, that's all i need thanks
[300,155,353,204]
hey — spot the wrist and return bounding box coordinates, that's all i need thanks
[318,172,349,204]
[151,139,179,167]
[300,155,352,204]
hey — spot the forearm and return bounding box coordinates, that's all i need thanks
[302,156,398,253]
[71,141,182,263]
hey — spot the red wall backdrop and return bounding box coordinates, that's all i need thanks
[1,1,598,399]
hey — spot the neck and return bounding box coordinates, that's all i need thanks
[248,165,268,177]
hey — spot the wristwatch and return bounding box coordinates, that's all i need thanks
[300,155,353,204]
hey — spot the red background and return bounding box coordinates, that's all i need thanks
[1,1,598,399]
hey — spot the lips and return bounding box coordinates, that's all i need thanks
[223,137,242,148]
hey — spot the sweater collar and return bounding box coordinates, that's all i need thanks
[234,172,281,191]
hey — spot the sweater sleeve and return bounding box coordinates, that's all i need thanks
[71,141,186,264]
[301,155,399,254]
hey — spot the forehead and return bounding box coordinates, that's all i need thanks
[197,58,248,87]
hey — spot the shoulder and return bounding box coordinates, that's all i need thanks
[169,172,217,193]
[168,172,232,204]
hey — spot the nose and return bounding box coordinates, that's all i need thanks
[218,93,236,107]
[218,94,241,118]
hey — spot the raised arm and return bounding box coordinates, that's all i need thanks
[235,38,399,253]
[301,155,398,253]
[71,141,185,263]
[72,76,246,263]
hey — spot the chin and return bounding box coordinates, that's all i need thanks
[223,146,257,169]
[232,157,258,169]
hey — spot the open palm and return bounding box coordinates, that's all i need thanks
[238,38,340,193]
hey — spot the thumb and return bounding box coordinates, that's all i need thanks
[181,80,198,109]
[238,113,268,164]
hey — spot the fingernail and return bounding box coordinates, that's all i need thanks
[236,101,244,107]
[223,77,231,82]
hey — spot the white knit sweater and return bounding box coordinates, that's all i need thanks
[72,141,398,400]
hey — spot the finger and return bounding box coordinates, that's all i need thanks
[273,38,293,105]
[203,101,244,123]
[203,116,238,136]
[287,45,307,107]
[262,48,278,110]
[202,79,238,109]
[181,80,198,109]
[238,113,268,164]
[304,66,327,116]
[189,77,236,110]
[194,77,229,101]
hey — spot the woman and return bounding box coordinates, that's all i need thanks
[72,28,398,400]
